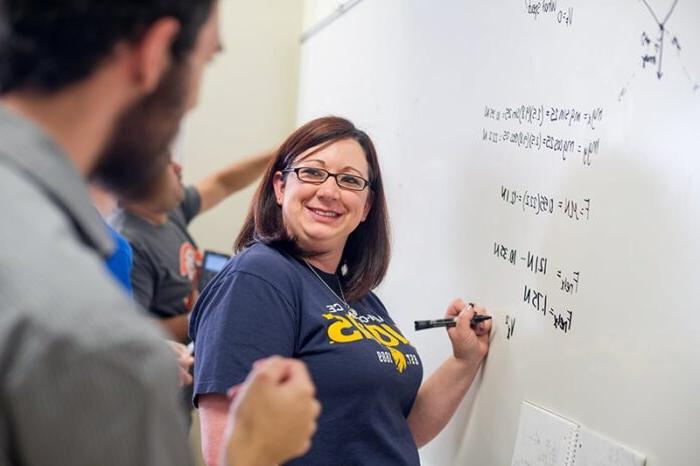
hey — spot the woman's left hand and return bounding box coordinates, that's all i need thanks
[444,298,492,367]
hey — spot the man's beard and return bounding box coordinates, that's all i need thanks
[90,60,191,202]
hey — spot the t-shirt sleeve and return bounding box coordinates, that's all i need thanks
[191,270,298,404]
[129,242,156,314]
[179,186,201,224]
[104,229,133,295]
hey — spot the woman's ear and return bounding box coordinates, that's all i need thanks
[361,191,373,221]
[272,171,285,205]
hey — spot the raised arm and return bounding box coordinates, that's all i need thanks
[195,149,273,213]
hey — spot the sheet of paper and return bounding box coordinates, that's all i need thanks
[511,401,580,466]
[574,428,646,466]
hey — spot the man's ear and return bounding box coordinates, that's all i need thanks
[131,18,181,92]
[272,172,285,205]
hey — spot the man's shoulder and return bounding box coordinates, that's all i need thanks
[0,163,175,386]
[109,210,174,258]
[169,185,201,226]
[110,209,153,241]
[0,161,75,236]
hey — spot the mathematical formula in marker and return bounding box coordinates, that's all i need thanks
[505,315,517,340]
[484,105,603,130]
[482,128,601,166]
[524,0,574,27]
[481,102,604,166]
[523,284,574,334]
[492,241,582,296]
[492,239,582,338]
[500,185,591,221]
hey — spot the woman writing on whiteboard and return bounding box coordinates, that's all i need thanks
[190,116,492,465]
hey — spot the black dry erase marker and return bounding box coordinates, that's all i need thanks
[414,315,492,331]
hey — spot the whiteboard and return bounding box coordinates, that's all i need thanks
[297,1,700,465]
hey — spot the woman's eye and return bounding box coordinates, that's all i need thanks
[340,175,362,186]
[301,168,324,178]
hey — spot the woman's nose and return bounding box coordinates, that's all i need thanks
[316,175,341,199]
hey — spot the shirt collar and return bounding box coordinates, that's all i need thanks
[0,104,114,258]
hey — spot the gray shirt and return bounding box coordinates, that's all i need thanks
[0,105,194,466]
[111,187,202,320]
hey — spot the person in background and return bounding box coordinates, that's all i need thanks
[92,182,196,386]
[191,116,492,466]
[111,151,271,343]
[0,1,319,465]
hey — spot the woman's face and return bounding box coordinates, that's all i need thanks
[273,139,373,258]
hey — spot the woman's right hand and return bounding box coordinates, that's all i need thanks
[444,299,492,368]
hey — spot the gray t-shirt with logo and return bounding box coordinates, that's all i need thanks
[111,187,202,319]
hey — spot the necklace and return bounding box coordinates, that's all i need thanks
[303,259,350,311]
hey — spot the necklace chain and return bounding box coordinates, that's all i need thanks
[303,259,350,310]
[303,259,391,354]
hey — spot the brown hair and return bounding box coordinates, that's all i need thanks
[235,116,390,301]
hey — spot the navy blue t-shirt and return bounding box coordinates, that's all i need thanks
[190,242,423,466]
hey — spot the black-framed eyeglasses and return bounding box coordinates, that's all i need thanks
[283,167,371,191]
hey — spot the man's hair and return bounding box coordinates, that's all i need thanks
[235,116,391,302]
[0,0,215,93]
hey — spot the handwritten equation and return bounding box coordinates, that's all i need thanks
[493,241,582,295]
[484,105,603,130]
[523,284,574,335]
[524,0,574,27]
[500,185,591,221]
[482,128,600,166]
[481,103,604,166]
[493,240,582,338]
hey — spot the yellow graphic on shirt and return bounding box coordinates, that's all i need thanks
[387,347,407,373]
[322,312,412,374]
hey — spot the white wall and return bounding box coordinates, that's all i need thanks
[302,0,347,30]
[181,0,304,253]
